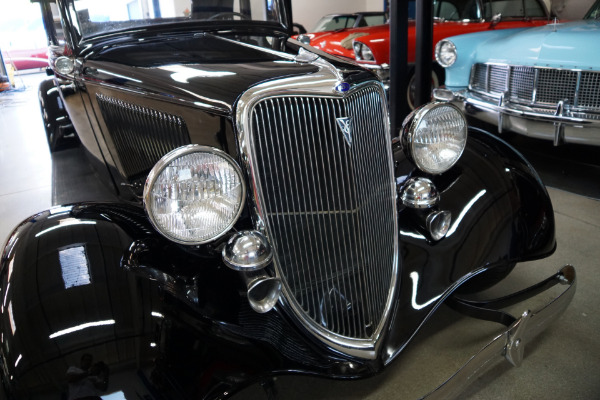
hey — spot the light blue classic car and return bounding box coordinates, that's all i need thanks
[434,0,600,146]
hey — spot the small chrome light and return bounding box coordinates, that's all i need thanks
[55,56,74,75]
[435,39,457,68]
[223,231,273,271]
[144,145,245,245]
[427,210,452,241]
[353,42,375,61]
[400,177,439,209]
[401,102,467,175]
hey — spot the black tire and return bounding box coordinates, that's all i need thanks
[38,78,64,152]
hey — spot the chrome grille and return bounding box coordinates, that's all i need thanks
[488,65,508,94]
[249,86,396,341]
[96,94,190,180]
[471,63,487,92]
[509,66,535,100]
[536,69,578,105]
[469,63,600,111]
[578,72,600,110]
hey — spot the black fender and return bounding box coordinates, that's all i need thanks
[382,126,555,363]
[0,204,165,398]
[0,204,360,399]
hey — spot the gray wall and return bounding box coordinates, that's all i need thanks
[550,0,595,19]
[292,0,383,32]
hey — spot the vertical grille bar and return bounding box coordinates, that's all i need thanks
[249,86,396,341]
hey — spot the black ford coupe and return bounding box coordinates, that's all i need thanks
[0,0,575,399]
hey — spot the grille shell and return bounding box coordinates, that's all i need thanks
[244,83,398,354]
[469,63,600,112]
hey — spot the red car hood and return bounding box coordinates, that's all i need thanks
[304,24,391,59]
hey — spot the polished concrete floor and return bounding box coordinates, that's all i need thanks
[1,72,599,400]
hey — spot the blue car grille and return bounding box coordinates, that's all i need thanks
[470,63,600,112]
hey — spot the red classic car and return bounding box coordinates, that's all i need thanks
[1,48,48,71]
[298,0,553,108]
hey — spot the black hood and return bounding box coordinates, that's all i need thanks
[81,34,321,114]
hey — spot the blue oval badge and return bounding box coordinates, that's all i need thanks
[335,82,351,93]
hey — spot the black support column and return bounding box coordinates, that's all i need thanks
[415,0,433,109]
[389,0,409,137]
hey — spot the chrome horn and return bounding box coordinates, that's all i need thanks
[246,272,282,313]
[222,230,280,313]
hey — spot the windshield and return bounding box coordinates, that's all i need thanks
[311,13,387,32]
[312,16,358,32]
[69,0,285,38]
[431,0,545,21]
[585,0,600,19]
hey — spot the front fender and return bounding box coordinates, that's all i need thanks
[383,126,555,363]
[0,204,358,399]
[0,204,167,398]
[443,28,527,88]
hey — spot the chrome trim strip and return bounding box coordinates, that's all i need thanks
[465,92,600,125]
[235,54,398,359]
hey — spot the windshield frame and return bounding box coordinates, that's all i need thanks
[56,0,291,48]
[584,0,600,19]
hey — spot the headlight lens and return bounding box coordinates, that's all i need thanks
[353,42,375,61]
[144,145,245,245]
[435,39,457,67]
[55,56,74,75]
[402,102,467,175]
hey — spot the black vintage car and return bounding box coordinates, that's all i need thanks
[0,0,575,399]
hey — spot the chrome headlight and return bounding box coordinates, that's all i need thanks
[55,56,74,75]
[401,102,467,175]
[144,145,246,245]
[353,41,375,61]
[435,39,457,68]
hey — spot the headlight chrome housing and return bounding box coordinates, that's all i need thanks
[435,39,457,68]
[353,41,375,61]
[401,102,467,175]
[144,145,246,245]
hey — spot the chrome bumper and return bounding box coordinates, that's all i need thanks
[424,265,576,400]
[434,88,600,146]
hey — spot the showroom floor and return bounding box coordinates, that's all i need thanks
[1,72,599,400]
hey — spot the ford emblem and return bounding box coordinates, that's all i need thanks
[335,82,351,93]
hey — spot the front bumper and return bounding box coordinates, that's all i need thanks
[434,89,600,146]
[425,265,576,399]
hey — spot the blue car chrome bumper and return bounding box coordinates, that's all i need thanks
[434,88,600,146]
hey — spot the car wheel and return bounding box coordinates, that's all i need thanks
[38,79,63,152]
[407,70,440,110]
